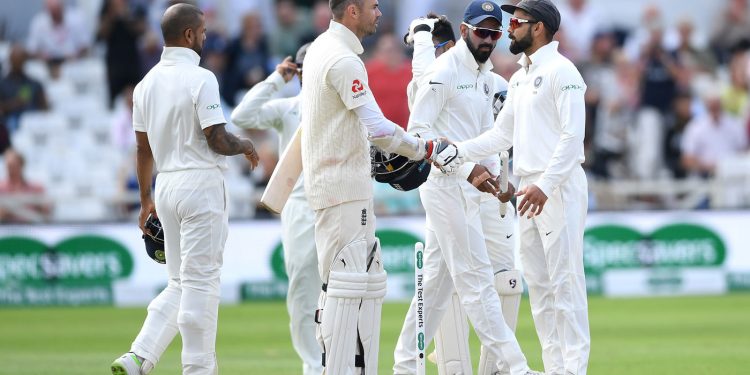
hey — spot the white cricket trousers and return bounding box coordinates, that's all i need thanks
[393,177,529,375]
[131,168,228,375]
[281,197,324,375]
[519,166,590,375]
[481,197,516,272]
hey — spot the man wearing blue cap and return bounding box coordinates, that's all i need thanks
[392,2,541,375]
[458,0,591,374]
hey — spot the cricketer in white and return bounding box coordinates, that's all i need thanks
[230,44,323,375]
[299,0,462,374]
[457,0,591,373]
[392,1,539,375]
[402,12,524,375]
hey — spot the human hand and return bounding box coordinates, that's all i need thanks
[244,140,260,170]
[275,56,298,83]
[516,184,548,218]
[467,164,499,195]
[138,199,157,236]
[497,181,515,203]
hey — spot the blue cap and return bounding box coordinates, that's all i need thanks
[463,1,503,26]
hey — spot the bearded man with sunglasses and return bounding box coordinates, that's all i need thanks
[393,2,541,375]
[457,1,591,374]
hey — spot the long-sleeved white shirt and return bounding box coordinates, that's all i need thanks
[231,71,306,200]
[457,41,587,196]
[407,37,501,181]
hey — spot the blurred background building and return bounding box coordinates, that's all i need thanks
[0,0,749,223]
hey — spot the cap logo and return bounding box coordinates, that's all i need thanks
[482,2,495,11]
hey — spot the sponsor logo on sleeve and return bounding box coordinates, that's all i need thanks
[561,83,585,92]
[206,104,220,110]
[351,79,367,99]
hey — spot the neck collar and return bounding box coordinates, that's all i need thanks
[518,41,559,69]
[160,47,201,66]
[455,38,494,73]
[328,20,364,55]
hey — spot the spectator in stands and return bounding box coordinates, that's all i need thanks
[710,0,750,64]
[558,0,600,64]
[0,45,49,134]
[681,90,748,178]
[98,0,147,108]
[0,148,49,223]
[365,33,411,128]
[579,31,616,156]
[722,48,749,118]
[630,13,681,179]
[200,5,229,78]
[672,17,717,78]
[269,0,312,59]
[301,0,332,44]
[663,90,693,179]
[222,12,271,106]
[26,0,91,79]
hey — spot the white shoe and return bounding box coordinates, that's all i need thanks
[111,352,154,375]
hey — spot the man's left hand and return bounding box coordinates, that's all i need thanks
[516,184,548,218]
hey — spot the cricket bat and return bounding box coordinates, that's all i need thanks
[260,127,302,214]
[499,151,509,218]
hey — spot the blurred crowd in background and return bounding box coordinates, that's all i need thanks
[1,0,750,224]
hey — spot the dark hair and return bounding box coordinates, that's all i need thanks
[160,3,204,44]
[329,0,364,20]
[427,12,455,44]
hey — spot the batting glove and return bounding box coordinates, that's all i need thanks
[425,138,463,175]
[405,17,438,45]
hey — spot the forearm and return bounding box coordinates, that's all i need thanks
[355,102,425,160]
[231,72,284,129]
[204,124,255,156]
[135,141,154,201]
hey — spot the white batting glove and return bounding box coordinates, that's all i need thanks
[425,139,463,175]
[405,17,438,45]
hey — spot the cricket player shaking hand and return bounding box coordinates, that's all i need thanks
[300,1,461,374]
[393,1,541,375]
[456,0,591,374]
[111,3,260,375]
[402,10,525,375]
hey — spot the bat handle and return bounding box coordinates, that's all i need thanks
[499,152,509,218]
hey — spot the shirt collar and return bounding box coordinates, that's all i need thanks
[518,41,559,69]
[327,20,364,55]
[160,47,201,66]
[454,39,494,73]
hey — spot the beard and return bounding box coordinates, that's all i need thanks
[509,30,533,55]
[464,35,494,63]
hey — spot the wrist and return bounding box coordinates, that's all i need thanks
[424,140,434,160]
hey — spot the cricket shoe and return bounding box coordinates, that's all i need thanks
[111,352,154,375]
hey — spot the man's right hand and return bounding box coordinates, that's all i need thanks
[243,140,260,170]
[467,164,499,195]
[275,56,298,83]
[138,199,156,236]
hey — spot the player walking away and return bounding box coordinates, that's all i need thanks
[393,2,540,375]
[403,11,524,375]
[457,0,591,374]
[110,4,260,375]
[230,44,324,375]
[301,0,462,374]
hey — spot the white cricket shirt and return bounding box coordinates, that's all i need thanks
[300,21,375,210]
[132,47,228,173]
[457,41,587,196]
[231,71,306,200]
[408,38,498,179]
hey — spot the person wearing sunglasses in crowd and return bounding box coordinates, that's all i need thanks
[393,2,542,375]
[400,8,525,375]
[230,44,324,375]
[456,0,591,374]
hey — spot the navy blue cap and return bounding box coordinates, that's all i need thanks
[463,1,503,26]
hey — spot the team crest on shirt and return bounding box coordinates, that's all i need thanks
[534,76,543,88]
[484,82,490,96]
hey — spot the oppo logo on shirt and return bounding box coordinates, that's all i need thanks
[561,84,585,92]
[206,104,220,110]
[456,83,474,90]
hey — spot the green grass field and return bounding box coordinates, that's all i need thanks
[1,294,749,374]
